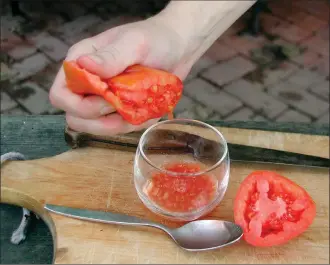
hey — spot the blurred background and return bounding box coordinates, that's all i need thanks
[1,0,329,124]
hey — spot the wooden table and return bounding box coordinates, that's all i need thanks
[1,115,329,264]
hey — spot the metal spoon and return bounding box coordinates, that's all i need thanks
[45,204,243,251]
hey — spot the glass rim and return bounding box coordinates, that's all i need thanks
[138,118,228,177]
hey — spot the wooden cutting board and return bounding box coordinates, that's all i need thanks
[1,125,329,264]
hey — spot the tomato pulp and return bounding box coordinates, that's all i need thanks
[234,170,316,247]
[144,162,217,213]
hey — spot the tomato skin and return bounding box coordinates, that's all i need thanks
[63,61,108,96]
[234,170,316,247]
[63,61,183,125]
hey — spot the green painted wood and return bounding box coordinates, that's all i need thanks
[1,115,69,160]
[1,115,68,264]
[204,120,330,136]
[1,115,329,161]
[0,204,53,264]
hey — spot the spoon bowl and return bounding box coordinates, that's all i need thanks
[168,219,243,251]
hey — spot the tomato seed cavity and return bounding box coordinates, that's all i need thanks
[245,179,306,237]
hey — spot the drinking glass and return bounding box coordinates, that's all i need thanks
[134,119,230,221]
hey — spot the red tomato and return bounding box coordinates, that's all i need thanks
[63,61,183,125]
[144,162,217,213]
[234,170,316,247]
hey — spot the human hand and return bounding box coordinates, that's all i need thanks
[49,17,192,136]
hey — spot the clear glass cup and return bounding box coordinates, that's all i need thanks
[134,119,230,221]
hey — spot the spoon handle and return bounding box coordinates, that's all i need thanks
[45,204,165,230]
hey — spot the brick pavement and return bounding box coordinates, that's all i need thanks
[0,0,329,125]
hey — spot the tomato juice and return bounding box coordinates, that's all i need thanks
[143,162,218,213]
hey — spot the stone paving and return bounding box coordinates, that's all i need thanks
[1,0,329,124]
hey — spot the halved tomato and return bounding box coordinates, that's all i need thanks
[63,61,183,125]
[234,170,316,247]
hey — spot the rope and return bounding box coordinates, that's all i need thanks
[1,152,26,164]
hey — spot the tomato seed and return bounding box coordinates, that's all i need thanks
[269,212,276,219]
[247,211,255,220]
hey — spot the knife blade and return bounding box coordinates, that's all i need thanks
[64,127,329,168]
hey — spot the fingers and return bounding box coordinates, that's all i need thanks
[77,30,148,79]
[50,29,147,118]
[49,39,115,119]
[66,113,159,136]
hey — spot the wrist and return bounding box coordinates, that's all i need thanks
[153,1,256,65]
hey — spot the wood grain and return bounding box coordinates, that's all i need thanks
[1,124,329,264]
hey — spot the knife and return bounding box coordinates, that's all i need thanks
[64,126,329,168]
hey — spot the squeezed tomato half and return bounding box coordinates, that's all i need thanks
[234,170,316,247]
[144,162,217,213]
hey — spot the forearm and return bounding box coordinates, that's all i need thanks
[155,0,256,65]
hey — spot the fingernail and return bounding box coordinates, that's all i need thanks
[88,55,104,65]
[100,105,114,115]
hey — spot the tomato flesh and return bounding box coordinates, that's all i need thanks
[144,162,217,213]
[234,171,316,247]
[106,65,182,124]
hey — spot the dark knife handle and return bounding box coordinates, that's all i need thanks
[64,126,329,168]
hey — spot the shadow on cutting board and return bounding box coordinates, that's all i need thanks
[0,203,53,264]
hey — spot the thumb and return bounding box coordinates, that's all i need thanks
[76,32,147,79]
